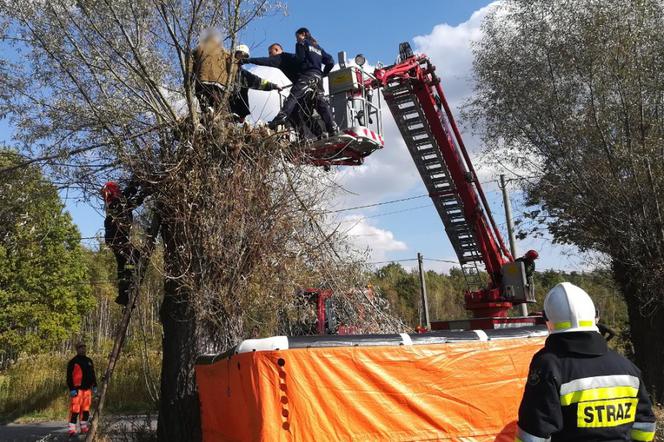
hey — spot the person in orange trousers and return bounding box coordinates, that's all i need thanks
[66,343,97,437]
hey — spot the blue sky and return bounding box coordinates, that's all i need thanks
[240,0,494,62]
[4,0,586,273]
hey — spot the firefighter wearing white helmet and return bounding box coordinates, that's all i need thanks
[229,43,282,122]
[544,282,599,334]
[234,44,250,59]
[515,283,656,442]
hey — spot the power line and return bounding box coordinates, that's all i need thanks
[367,258,419,265]
[367,257,460,266]
[326,194,428,213]
[342,204,432,222]
[424,258,458,264]
[326,173,542,215]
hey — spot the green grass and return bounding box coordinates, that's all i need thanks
[0,352,160,423]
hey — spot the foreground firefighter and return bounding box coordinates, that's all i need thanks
[516,282,656,442]
[101,180,145,306]
[66,343,97,437]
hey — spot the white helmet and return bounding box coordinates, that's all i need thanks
[543,282,599,334]
[234,44,250,58]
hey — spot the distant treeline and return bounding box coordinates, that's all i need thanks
[369,262,628,341]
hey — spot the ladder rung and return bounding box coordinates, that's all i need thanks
[416,147,436,155]
[429,177,452,185]
[421,156,441,164]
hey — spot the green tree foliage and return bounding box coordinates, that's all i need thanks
[467,0,664,401]
[370,264,467,325]
[0,151,93,363]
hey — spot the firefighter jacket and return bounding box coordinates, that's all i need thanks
[67,355,97,391]
[192,40,237,87]
[104,182,144,249]
[515,256,536,279]
[516,331,656,442]
[229,68,280,120]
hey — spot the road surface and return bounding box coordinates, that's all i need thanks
[0,417,157,441]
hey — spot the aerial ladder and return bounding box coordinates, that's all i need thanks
[302,43,541,330]
[371,43,540,329]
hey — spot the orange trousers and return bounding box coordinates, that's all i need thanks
[69,389,92,415]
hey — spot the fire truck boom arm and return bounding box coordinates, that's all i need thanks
[372,50,512,290]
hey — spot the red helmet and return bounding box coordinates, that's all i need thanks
[525,249,539,260]
[101,181,121,202]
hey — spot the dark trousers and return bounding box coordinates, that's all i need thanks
[289,104,323,138]
[195,81,225,112]
[111,244,139,305]
[280,73,336,133]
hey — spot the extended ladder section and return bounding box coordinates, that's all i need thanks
[383,80,485,289]
[373,45,513,301]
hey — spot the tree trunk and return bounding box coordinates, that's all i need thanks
[156,220,243,441]
[613,260,664,403]
[157,276,202,442]
[157,218,203,442]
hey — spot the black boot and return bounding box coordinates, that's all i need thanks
[115,280,129,306]
[326,124,339,138]
[268,112,289,130]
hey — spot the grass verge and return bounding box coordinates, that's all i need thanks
[0,351,160,423]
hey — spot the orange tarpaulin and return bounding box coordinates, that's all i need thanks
[195,337,545,441]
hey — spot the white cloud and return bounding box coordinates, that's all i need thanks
[412,3,498,109]
[342,215,408,262]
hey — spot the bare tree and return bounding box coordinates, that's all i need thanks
[0,1,405,439]
[467,0,664,402]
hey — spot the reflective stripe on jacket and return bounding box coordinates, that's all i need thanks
[516,331,656,441]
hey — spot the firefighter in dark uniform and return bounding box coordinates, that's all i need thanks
[245,43,301,85]
[268,28,338,136]
[101,180,146,306]
[243,43,323,138]
[516,250,538,279]
[230,44,282,123]
[516,282,657,442]
[515,249,538,301]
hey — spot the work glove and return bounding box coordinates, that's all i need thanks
[70,389,78,398]
[93,386,98,396]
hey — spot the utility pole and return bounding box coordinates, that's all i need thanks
[500,175,529,316]
[417,253,430,328]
